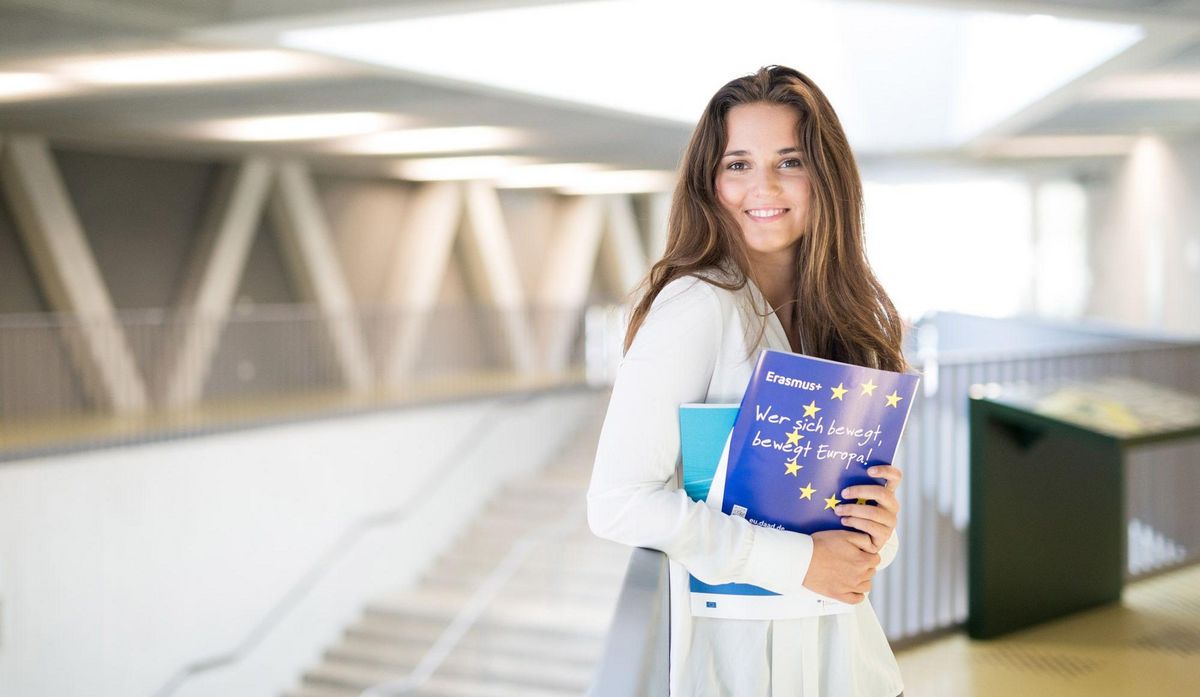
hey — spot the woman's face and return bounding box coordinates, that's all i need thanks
[715,102,811,267]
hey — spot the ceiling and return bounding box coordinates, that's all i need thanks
[0,0,1197,179]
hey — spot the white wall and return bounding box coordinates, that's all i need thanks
[863,169,1036,321]
[0,388,601,697]
[1087,134,1200,336]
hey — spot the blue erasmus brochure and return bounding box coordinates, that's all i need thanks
[723,349,920,536]
[680,404,856,620]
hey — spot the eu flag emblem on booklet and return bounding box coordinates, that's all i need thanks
[680,348,919,620]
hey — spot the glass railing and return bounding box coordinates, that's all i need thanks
[0,304,620,457]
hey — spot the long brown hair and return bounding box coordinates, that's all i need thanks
[623,65,907,372]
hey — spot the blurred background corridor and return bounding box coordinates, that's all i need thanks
[0,1,1198,695]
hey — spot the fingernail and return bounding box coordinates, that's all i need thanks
[868,468,879,476]
[841,488,850,498]
[834,506,845,515]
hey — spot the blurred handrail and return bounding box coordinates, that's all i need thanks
[914,309,1200,344]
[912,339,1195,368]
[586,547,671,697]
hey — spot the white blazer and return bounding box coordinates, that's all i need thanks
[588,268,904,697]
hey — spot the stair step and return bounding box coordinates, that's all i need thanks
[413,674,584,697]
[304,659,583,697]
[412,674,582,697]
[323,637,593,690]
[372,595,614,637]
[434,546,620,571]
[347,612,606,655]
[462,514,566,537]
[364,595,612,639]
[427,560,626,595]
[420,567,624,603]
[502,474,592,496]
[436,539,631,573]
[338,624,604,665]
[450,530,606,557]
[425,554,626,584]
[484,493,580,515]
[283,684,361,697]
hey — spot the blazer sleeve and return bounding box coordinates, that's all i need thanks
[587,275,815,595]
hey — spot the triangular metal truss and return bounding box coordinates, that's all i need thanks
[0,135,655,413]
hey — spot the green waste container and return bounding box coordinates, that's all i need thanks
[968,376,1200,639]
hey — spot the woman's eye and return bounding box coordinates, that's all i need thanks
[780,158,803,169]
[726,161,748,171]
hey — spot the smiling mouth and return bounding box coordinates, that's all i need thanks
[745,208,789,220]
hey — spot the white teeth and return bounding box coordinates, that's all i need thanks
[747,208,786,218]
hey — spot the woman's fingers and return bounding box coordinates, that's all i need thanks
[835,503,896,529]
[840,529,881,554]
[838,484,898,513]
[836,487,897,550]
[840,515,891,549]
[841,464,903,518]
[868,464,903,492]
[805,531,879,603]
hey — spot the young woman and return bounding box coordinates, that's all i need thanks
[587,66,908,696]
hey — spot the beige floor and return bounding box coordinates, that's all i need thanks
[896,563,1200,696]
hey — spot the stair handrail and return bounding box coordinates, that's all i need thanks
[584,547,670,697]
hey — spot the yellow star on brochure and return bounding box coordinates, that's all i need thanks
[860,379,878,396]
[799,482,816,500]
[802,400,821,418]
[785,427,803,446]
[885,390,903,408]
[784,459,802,476]
[823,494,841,510]
[856,498,869,505]
[830,383,848,400]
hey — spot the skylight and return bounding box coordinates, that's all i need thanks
[279,0,1143,153]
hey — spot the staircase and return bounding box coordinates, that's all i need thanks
[285,397,630,697]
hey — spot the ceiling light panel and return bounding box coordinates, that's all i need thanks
[189,112,403,141]
[0,72,74,102]
[557,170,677,195]
[46,48,333,86]
[984,135,1136,158]
[394,156,536,181]
[1088,72,1200,100]
[335,126,525,154]
[493,162,609,189]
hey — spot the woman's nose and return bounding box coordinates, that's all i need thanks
[750,168,783,196]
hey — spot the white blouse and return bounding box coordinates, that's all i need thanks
[587,269,904,697]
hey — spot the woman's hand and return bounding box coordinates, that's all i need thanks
[835,464,902,551]
[801,465,902,604]
[802,530,880,604]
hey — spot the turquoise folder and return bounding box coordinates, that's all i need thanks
[680,403,777,599]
